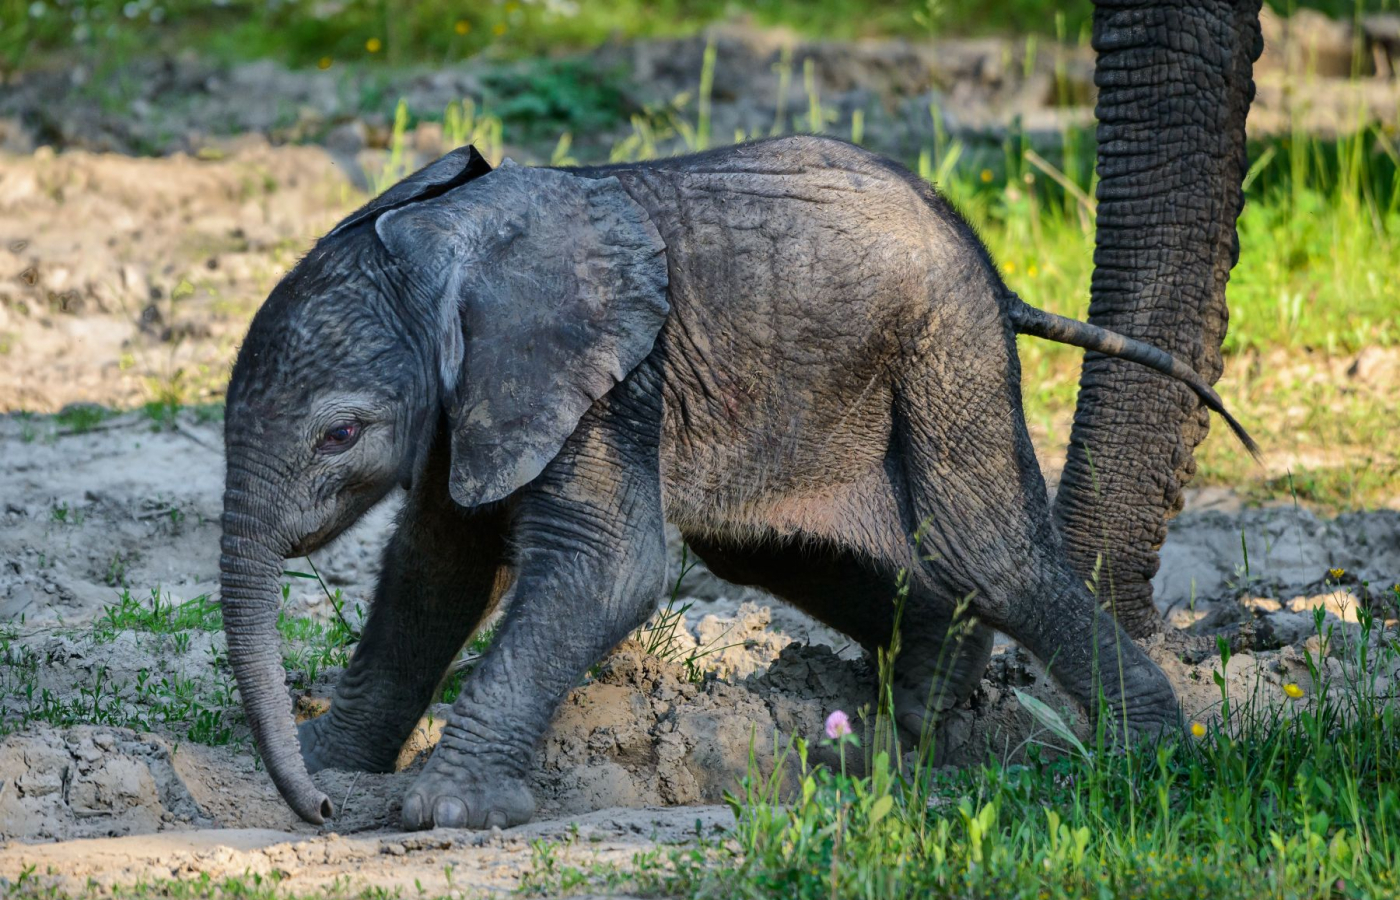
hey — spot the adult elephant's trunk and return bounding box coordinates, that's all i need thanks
[220,488,332,824]
[1054,0,1264,637]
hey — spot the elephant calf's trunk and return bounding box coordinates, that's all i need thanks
[220,524,333,824]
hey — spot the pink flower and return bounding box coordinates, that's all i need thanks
[824,710,852,740]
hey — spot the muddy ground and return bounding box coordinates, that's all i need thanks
[2,11,1400,895]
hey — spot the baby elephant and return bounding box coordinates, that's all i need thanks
[219,136,1254,828]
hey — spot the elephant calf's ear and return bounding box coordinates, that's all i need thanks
[376,166,669,507]
[328,145,493,238]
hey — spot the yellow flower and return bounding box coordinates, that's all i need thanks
[1003,261,1016,274]
[1328,567,1345,580]
[365,37,382,53]
[317,56,332,70]
[1027,263,1039,277]
[1283,683,1304,700]
[493,21,507,36]
[454,19,471,35]
[980,168,993,183]
[1190,722,1206,739]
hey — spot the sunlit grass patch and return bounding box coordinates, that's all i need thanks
[949,120,1400,512]
[93,587,223,640]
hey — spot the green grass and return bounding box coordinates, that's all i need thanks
[52,403,115,434]
[92,587,222,640]
[0,571,375,749]
[3,1,1391,75]
[0,619,242,748]
[3,591,1396,900]
[983,122,1400,510]
[435,624,499,706]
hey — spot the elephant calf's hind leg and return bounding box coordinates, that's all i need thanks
[687,535,994,742]
[893,343,1180,740]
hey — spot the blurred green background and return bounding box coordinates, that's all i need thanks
[2,0,1392,72]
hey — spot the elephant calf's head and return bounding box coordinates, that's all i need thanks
[218,146,668,824]
[224,226,430,556]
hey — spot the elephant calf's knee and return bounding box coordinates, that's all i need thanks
[610,537,668,638]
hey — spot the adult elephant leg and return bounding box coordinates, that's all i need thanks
[298,438,511,775]
[1054,0,1264,637]
[686,535,995,739]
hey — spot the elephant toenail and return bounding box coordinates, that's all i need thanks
[401,795,424,829]
[434,796,467,829]
[486,809,508,830]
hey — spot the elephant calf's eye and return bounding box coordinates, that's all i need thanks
[317,422,361,454]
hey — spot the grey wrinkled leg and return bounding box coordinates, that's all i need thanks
[1013,562,1181,741]
[401,386,666,831]
[894,338,1180,742]
[299,447,511,775]
[888,599,995,741]
[686,535,994,740]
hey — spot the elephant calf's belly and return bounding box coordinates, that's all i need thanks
[658,361,899,547]
[661,451,900,553]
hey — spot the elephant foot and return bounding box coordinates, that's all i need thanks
[1123,697,1183,744]
[401,744,535,831]
[890,623,995,742]
[298,712,400,775]
[1093,669,1182,749]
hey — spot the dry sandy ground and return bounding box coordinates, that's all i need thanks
[0,142,352,413]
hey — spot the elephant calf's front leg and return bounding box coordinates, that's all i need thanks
[401,407,666,830]
[299,481,511,776]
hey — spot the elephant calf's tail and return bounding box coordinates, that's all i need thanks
[1007,297,1261,461]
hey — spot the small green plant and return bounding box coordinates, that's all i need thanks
[278,560,365,688]
[54,403,112,434]
[436,624,498,704]
[481,57,631,141]
[143,395,182,430]
[636,545,747,682]
[638,545,701,660]
[284,557,362,644]
[442,97,504,164]
[368,98,414,196]
[16,411,37,443]
[94,588,222,640]
[105,552,130,588]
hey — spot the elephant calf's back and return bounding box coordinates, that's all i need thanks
[601,138,971,543]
